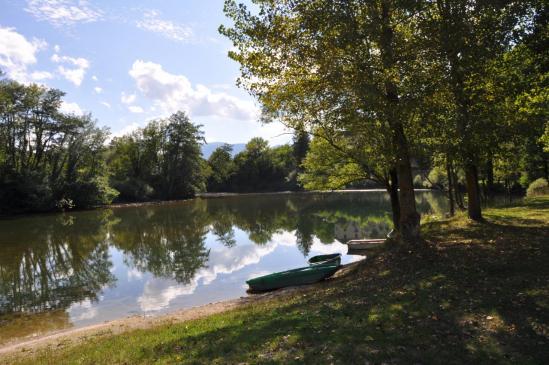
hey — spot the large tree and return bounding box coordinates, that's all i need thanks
[221,0,441,241]
[207,144,235,192]
[108,111,206,201]
[0,78,116,213]
[426,0,540,220]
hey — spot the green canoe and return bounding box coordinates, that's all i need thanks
[246,264,340,292]
[308,253,341,266]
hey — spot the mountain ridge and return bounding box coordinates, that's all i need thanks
[201,142,246,159]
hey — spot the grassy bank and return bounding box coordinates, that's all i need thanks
[6,197,548,365]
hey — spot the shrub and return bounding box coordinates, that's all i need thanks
[413,174,427,188]
[526,178,549,197]
[64,176,119,208]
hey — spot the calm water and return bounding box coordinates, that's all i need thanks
[0,191,447,344]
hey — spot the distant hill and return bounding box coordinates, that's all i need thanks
[201,142,246,159]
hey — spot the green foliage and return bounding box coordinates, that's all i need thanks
[526,178,549,197]
[427,166,448,189]
[300,136,371,190]
[231,137,294,192]
[9,199,549,364]
[108,112,206,201]
[206,137,306,193]
[542,123,549,152]
[207,144,235,192]
[0,79,116,213]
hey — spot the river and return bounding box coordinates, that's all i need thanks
[0,191,448,344]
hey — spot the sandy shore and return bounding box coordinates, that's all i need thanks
[0,292,268,358]
[0,261,361,359]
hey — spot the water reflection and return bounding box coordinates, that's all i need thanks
[0,210,116,314]
[110,203,210,285]
[0,191,447,343]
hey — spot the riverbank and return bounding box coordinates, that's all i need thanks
[1,189,438,218]
[3,196,548,364]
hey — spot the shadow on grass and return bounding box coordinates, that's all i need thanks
[136,210,548,364]
[16,199,549,365]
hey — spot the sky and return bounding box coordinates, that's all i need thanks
[0,0,291,144]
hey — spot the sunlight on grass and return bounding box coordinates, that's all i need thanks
[5,197,549,365]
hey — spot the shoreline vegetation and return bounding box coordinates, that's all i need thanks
[2,196,547,364]
[0,189,438,219]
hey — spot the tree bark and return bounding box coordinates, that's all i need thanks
[486,158,494,197]
[453,170,465,210]
[465,163,483,221]
[394,128,421,241]
[388,168,400,230]
[446,156,455,216]
[380,0,420,242]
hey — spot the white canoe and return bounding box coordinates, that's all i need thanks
[346,238,386,250]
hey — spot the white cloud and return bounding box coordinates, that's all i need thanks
[121,92,136,104]
[53,44,60,53]
[197,115,291,145]
[94,86,102,94]
[129,60,258,120]
[51,53,90,86]
[31,70,53,80]
[91,75,98,81]
[100,101,111,108]
[59,100,83,115]
[128,105,144,113]
[127,268,143,281]
[51,53,89,68]
[137,243,276,312]
[69,299,98,322]
[112,122,141,139]
[25,0,103,27]
[57,66,86,85]
[136,10,193,43]
[0,26,47,82]
[138,279,196,312]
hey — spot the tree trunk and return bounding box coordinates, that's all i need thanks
[465,163,482,221]
[396,152,420,241]
[446,156,455,216]
[380,0,420,242]
[542,153,549,180]
[453,170,465,210]
[388,168,400,230]
[486,158,494,197]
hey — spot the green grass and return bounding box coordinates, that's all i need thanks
[6,197,549,365]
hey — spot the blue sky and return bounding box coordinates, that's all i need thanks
[0,0,290,144]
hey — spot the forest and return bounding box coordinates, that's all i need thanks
[0,76,310,213]
[220,0,548,240]
[1,1,548,243]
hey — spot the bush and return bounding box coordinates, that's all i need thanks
[112,179,154,202]
[64,176,119,208]
[413,174,427,188]
[425,166,448,189]
[0,169,53,213]
[526,178,549,197]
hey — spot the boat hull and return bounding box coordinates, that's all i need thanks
[247,264,340,292]
[346,239,385,250]
[308,253,341,266]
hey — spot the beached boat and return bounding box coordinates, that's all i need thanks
[308,253,341,266]
[346,238,386,250]
[246,264,340,292]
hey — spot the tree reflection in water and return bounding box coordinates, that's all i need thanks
[0,210,116,314]
[110,201,211,285]
[0,191,447,337]
[0,210,116,342]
